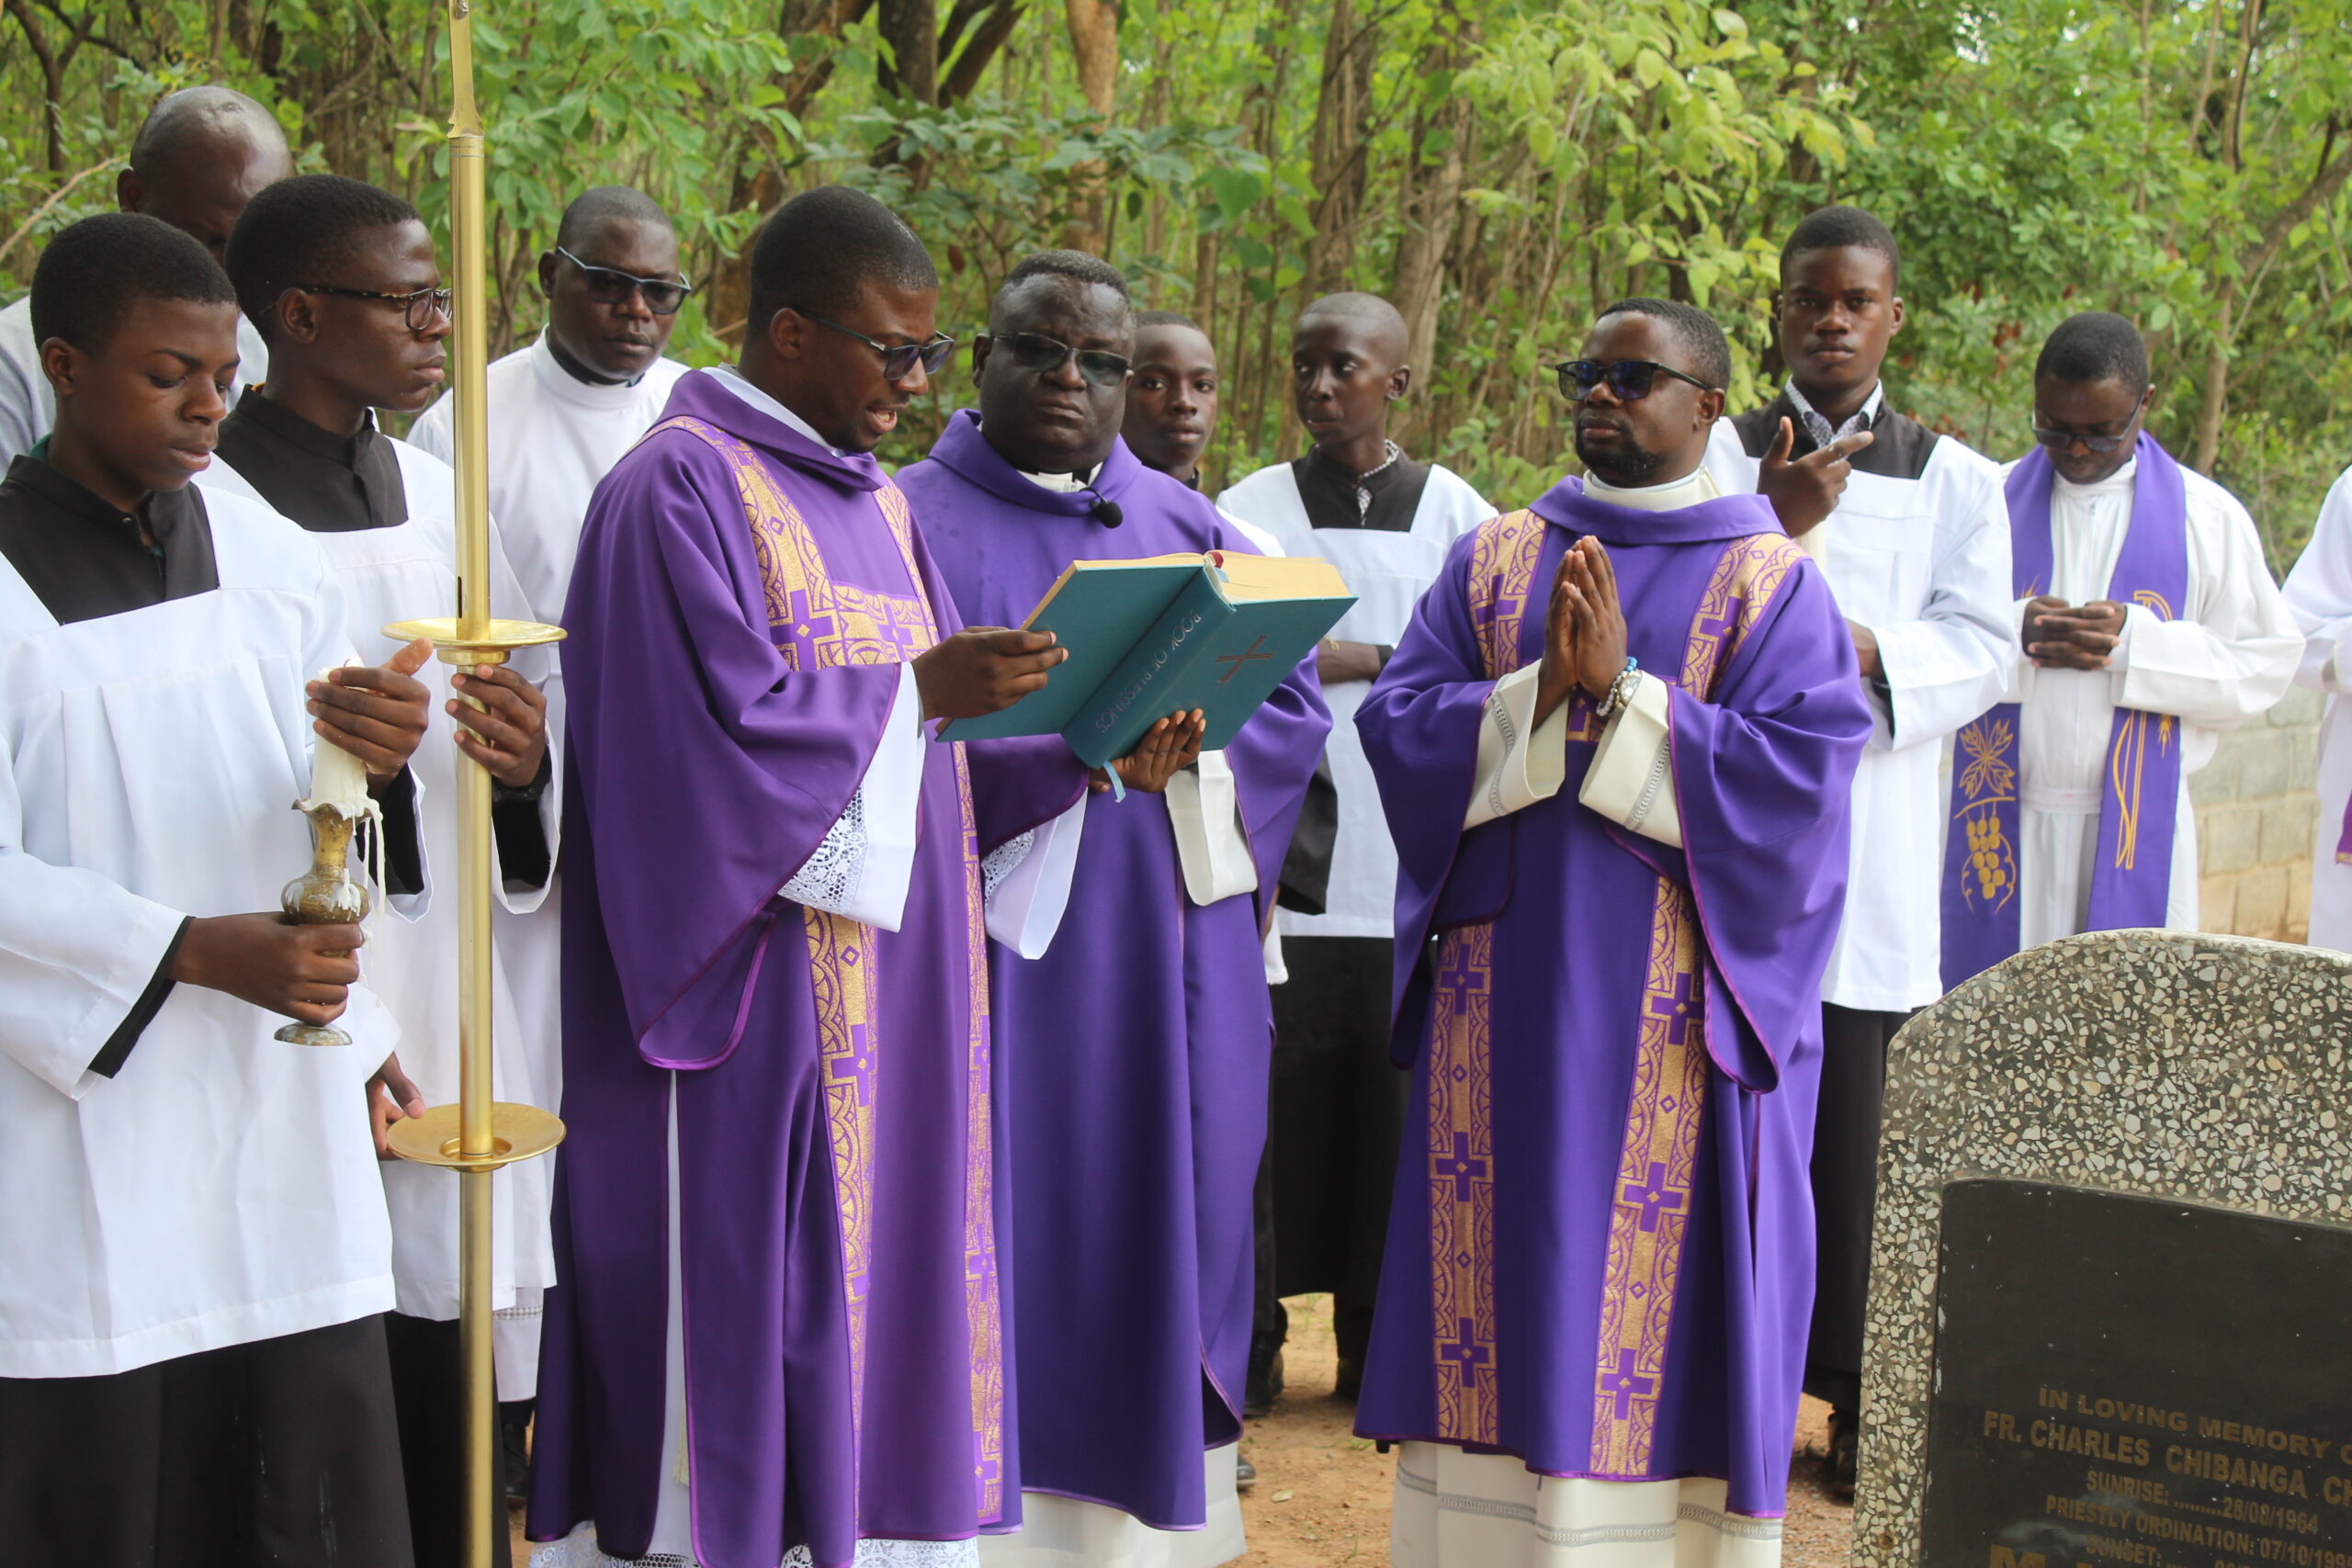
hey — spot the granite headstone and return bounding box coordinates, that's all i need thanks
[1854,931,2352,1568]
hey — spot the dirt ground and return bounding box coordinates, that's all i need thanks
[508,1292,1855,1567]
[1238,1293,1856,1568]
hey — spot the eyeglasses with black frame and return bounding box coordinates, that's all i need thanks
[998,332,1132,389]
[299,284,453,334]
[2029,420,2139,455]
[553,246,695,316]
[801,311,958,382]
[1554,358,1723,402]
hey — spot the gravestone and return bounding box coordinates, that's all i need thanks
[1853,930,2352,1568]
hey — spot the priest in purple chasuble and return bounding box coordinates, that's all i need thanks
[902,252,1330,1566]
[528,188,1090,1568]
[1353,300,1871,1568]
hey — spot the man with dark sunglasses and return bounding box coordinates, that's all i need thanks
[408,181,690,1505]
[413,186,691,626]
[1942,311,2295,990]
[206,171,561,1568]
[1217,291,1489,1417]
[1702,205,2014,1496]
[527,186,1091,1568]
[1353,298,1870,1567]
[902,249,1329,1567]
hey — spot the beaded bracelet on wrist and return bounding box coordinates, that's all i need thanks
[1593,656,1641,722]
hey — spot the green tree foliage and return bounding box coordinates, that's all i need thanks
[4,0,2346,559]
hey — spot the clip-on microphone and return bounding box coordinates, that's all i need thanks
[1086,488,1124,528]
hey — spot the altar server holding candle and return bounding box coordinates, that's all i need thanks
[0,214,434,1568]
[201,173,559,1568]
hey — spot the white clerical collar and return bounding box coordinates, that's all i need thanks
[705,364,847,457]
[969,421,1101,492]
[2054,454,2138,498]
[1018,466,1100,493]
[1784,378,1885,447]
[529,331,653,411]
[1583,460,1722,513]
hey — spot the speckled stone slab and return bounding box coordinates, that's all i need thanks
[1852,930,2352,1568]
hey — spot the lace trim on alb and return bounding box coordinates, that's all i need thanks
[980,829,1035,897]
[783,787,866,911]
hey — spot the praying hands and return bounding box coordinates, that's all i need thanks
[1534,536,1630,727]
[2022,594,2127,671]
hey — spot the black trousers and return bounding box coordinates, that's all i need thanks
[0,1314,415,1568]
[384,1313,512,1568]
[1255,935,1408,1370]
[1805,1001,1917,1414]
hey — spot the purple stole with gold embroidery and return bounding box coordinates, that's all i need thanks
[1941,434,2189,988]
[641,412,1010,1524]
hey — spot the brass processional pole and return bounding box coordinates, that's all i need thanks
[384,3,566,1563]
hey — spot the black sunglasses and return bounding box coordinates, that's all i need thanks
[2030,421,2138,455]
[804,312,957,382]
[1000,332,1132,389]
[1555,358,1721,401]
[300,284,452,334]
[555,246,695,316]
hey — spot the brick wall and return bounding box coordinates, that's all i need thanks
[2192,683,2324,942]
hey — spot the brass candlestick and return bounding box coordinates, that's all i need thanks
[378,3,567,1561]
[276,801,373,1048]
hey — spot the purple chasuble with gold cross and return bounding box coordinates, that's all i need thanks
[1354,476,1869,1516]
[901,412,1330,1530]
[529,372,1084,1568]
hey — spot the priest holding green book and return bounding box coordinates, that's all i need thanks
[904,249,1329,1568]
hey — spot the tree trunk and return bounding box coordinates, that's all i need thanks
[878,0,938,105]
[6,0,67,173]
[2193,289,2232,475]
[1303,0,1375,293]
[940,0,1022,106]
[1389,96,1469,435]
[2194,129,2352,471]
[1060,0,1119,252]
[705,0,877,345]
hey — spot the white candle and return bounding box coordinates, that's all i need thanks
[306,665,375,817]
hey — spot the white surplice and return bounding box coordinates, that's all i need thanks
[1998,455,2299,943]
[200,437,564,1351]
[0,293,268,467]
[1217,458,1490,939]
[2277,463,2352,950]
[1706,411,2014,1010]
[407,332,691,625]
[0,487,400,1379]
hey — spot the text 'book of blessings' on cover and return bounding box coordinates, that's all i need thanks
[938,550,1354,768]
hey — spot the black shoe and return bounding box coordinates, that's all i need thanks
[1826,1407,1859,1504]
[500,1402,533,1506]
[1244,1343,1284,1418]
[1333,1357,1363,1404]
[1236,1457,1258,1492]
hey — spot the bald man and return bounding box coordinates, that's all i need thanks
[1218,290,1488,1409]
[0,85,291,462]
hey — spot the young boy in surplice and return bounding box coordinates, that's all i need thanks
[0,211,433,1568]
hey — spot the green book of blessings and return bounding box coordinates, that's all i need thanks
[939,550,1356,768]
